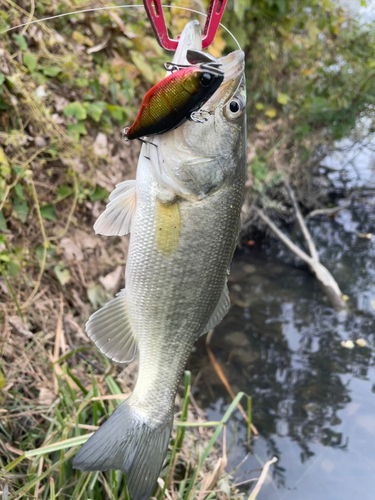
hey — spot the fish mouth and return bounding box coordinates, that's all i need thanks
[206,50,245,110]
[172,22,244,110]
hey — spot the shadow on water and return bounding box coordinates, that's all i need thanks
[188,196,375,499]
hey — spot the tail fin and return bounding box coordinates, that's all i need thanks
[73,397,173,500]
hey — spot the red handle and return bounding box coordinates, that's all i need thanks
[143,0,228,51]
[202,0,226,48]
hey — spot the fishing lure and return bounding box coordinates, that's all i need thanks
[123,52,224,141]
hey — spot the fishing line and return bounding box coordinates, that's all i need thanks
[0,4,241,50]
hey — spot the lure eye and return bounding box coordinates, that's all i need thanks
[224,97,244,120]
[200,72,213,87]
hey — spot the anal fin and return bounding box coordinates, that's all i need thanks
[86,289,137,363]
[94,180,137,236]
[201,282,230,335]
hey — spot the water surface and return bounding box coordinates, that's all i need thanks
[189,190,375,499]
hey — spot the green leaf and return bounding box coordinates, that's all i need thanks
[14,183,25,200]
[67,122,87,140]
[0,210,7,231]
[265,108,278,118]
[8,261,20,277]
[85,103,103,122]
[54,264,71,286]
[0,368,5,390]
[251,159,268,181]
[87,284,107,308]
[25,434,92,458]
[89,185,109,202]
[34,246,44,267]
[42,66,61,77]
[12,34,27,51]
[40,204,57,221]
[0,73,4,86]
[130,51,155,83]
[13,198,28,223]
[0,252,10,262]
[106,104,127,123]
[35,245,55,268]
[277,93,290,105]
[0,147,9,168]
[63,102,87,120]
[23,53,38,73]
[56,185,73,201]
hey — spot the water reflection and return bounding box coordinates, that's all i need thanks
[188,199,375,499]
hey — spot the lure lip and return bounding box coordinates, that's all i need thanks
[164,58,224,78]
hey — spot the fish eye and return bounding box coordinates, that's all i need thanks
[230,100,240,113]
[200,72,213,87]
[224,97,244,120]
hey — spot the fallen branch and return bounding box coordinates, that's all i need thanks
[253,202,346,310]
[306,203,351,219]
[284,183,319,261]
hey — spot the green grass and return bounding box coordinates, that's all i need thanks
[1,363,252,500]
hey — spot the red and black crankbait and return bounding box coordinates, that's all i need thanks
[123,50,224,141]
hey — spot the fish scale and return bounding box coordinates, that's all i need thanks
[74,21,246,500]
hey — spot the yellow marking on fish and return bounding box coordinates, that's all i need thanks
[155,200,181,256]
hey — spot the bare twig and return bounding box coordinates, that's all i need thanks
[20,0,35,35]
[248,457,278,500]
[52,295,64,394]
[306,203,351,219]
[94,0,128,34]
[21,177,48,311]
[284,183,319,261]
[48,170,79,241]
[206,330,258,436]
[0,148,46,212]
[254,206,312,264]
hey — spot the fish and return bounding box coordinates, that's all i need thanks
[73,19,246,500]
[123,61,224,141]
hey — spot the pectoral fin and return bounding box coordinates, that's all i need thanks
[86,289,137,363]
[94,180,136,236]
[201,282,230,335]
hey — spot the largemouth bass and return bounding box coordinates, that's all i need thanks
[73,20,246,500]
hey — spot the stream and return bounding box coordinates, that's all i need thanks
[188,141,375,498]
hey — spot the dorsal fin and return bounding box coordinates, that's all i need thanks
[86,289,137,364]
[94,180,137,236]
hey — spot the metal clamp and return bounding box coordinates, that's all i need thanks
[143,0,228,51]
